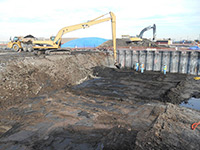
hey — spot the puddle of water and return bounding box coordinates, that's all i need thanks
[180,97,200,111]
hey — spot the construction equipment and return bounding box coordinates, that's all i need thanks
[7,12,119,67]
[127,24,156,42]
[33,12,117,63]
[7,35,35,52]
[194,77,200,80]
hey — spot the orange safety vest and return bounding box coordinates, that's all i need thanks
[141,64,144,69]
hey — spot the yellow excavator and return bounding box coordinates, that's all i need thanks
[33,12,117,64]
[7,12,119,67]
[127,24,156,43]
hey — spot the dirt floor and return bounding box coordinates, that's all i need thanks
[0,48,200,150]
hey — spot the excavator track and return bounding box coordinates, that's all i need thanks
[45,49,71,55]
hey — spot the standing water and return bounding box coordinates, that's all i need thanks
[180,97,200,111]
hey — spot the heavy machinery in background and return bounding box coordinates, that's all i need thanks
[7,12,118,66]
[33,12,116,52]
[34,12,116,61]
[125,24,156,43]
[7,35,35,52]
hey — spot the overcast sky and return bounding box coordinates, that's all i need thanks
[0,0,199,41]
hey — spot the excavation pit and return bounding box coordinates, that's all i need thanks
[0,49,200,149]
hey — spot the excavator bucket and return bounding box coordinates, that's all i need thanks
[114,62,121,69]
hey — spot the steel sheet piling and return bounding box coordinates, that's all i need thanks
[116,49,200,75]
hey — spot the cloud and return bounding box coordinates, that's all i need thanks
[0,0,199,41]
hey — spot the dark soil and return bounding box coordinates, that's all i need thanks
[0,49,200,150]
[72,66,197,105]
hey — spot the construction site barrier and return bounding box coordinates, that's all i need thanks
[116,49,200,75]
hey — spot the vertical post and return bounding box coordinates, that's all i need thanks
[132,51,138,68]
[138,51,140,63]
[145,50,147,70]
[187,52,191,74]
[131,50,133,69]
[124,50,126,68]
[154,51,160,71]
[197,52,200,75]
[152,51,155,71]
[110,12,117,62]
[140,51,146,70]
[118,50,124,67]
[190,52,198,75]
[181,51,187,74]
[178,51,181,73]
[160,51,164,71]
[169,51,173,73]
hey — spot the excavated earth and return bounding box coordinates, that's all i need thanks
[0,48,200,150]
[99,38,169,48]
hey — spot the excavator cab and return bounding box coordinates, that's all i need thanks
[50,36,55,41]
[9,36,19,42]
[129,36,143,42]
[13,37,19,42]
[50,36,61,46]
[7,36,22,51]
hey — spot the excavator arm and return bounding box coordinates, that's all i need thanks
[152,24,156,41]
[33,12,117,62]
[138,24,156,40]
[129,24,156,42]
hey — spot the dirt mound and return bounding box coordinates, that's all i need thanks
[99,38,167,48]
[0,52,113,108]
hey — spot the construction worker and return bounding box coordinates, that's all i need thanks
[141,64,144,73]
[163,65,167,74]
[136,62,139,71]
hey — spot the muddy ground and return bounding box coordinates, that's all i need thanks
[0,49,200,150]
